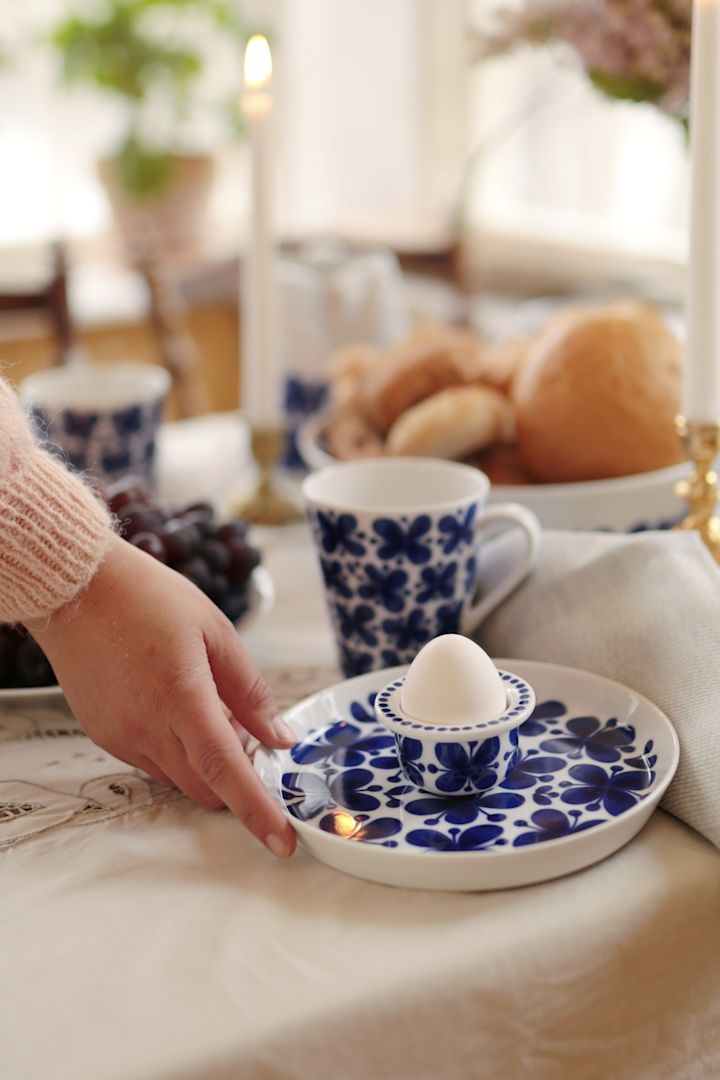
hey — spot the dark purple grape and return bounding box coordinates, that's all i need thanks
[0,625,19,687]
[130,532,167,562]
[225,538,260,586]
[201,540,230,573]
[118,505,164,540]
[217,520,248,543]
[160,520,203,563]
[179,515,215,540]
[177,501,214,522]
[105,477,151,514]
[16,635,55,688]
[207,573,229,606]
[175,557,212,594]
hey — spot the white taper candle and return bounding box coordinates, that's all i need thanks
[685,0,720,421]
[241,35,281,427]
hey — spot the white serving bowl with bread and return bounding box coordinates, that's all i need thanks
[297,302,690,532]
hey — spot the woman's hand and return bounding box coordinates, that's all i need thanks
[27,533,296,859]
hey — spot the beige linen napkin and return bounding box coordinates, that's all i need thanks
[478,529,720,849]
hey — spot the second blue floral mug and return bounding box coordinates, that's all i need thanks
[303,458,541,678]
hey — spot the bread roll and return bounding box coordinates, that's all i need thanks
[364,342,484,434]
[512,302,684,482]
[386,385,514,459]
[325,406,384,461]
[329,344,384,412]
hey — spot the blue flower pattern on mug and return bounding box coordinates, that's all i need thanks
[381,609,431,652]
[282,374,329,469]
[309,504,483,677]
[416,562,457,603]
[335,602,377,647]
[373,516,432,564]
[32,395,165,487]
[280,693,657,852]
[435,602,463,636]
[320,559,353,599]
[438,504,477,554]
[358,565,408,613]
[315,512,366,557]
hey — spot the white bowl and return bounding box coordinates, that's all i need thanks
[297,411,688,532]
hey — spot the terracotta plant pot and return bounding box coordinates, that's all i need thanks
[98,153,215,257]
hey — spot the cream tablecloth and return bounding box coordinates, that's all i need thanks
[2,527,720,1080]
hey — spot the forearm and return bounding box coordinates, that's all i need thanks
[0,377,113,625]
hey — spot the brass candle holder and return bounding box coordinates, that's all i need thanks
[236,426,302,526]
[674,415,720,562]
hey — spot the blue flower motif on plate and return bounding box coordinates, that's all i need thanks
[438,504,477,554]
[560,763,654,816]
[315,511,365,557]
[373,515,432,564]
[406,824,503,851]
[540,715,635,762]
[415,562,457,603]
[349,696,378,726]
[329,767,384,812]
[319,813,402,845]
[500,753,566,790]
[513,808,603,846]
[275,689,662,857]
[290,720,395,769]
[358,565,408,613]
[520,700,567,738]
[406,790,524,826]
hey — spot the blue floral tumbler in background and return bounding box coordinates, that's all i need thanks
[20,362,170,490]
[303,458,541,678]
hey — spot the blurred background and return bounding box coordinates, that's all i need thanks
[0,0,690,416]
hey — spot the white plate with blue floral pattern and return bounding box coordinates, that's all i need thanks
[255,659,680,891]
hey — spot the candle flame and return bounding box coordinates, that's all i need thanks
[332,813,358,838]
[244,35,272,91]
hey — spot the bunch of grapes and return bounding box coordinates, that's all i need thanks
[0,477,261,689]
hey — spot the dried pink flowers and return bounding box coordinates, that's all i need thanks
[472,1,692,120]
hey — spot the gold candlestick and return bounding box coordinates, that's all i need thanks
[237,426,302,526]
[674,415,720,562]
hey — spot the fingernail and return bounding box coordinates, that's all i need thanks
[273,717,296,746]
[266,833,290,858]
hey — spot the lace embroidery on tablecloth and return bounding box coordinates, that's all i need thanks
[0,665,340,849]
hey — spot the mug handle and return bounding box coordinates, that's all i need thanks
[460,503,541,635]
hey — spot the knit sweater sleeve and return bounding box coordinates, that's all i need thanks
[0,377,113,624]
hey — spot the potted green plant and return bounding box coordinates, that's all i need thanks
[51,0,256,253]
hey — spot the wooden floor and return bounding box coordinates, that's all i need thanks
[0,301,241,421]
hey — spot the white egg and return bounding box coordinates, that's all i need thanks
[400,634,507,727]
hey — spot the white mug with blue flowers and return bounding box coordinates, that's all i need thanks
[303,458,541,678]
[20,362,170,489]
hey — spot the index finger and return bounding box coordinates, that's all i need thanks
[174,695,296,858]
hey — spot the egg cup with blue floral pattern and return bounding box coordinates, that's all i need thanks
[374,670,535,797]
